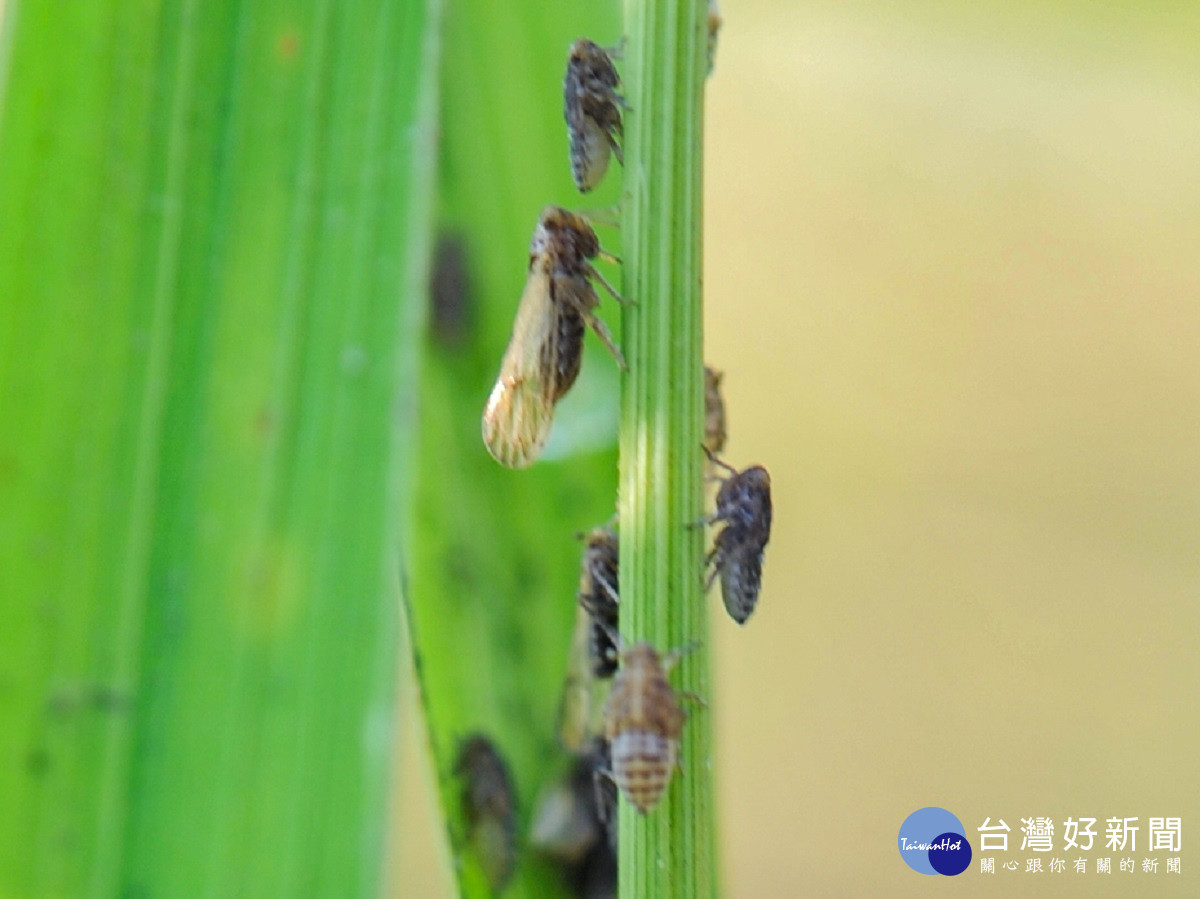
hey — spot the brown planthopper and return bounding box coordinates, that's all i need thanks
[703,366,727,456]
[455,734,518,891]
[700,446,773,624]
[482,206,626,468]
[602,640,698,814]
[564,39,625,193]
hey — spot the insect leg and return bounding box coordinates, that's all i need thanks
[661,640,702,674]
[678,690,708,710]
[581,309,628,370]
[701,444,739,476]
[704,561,720,592]
[585,263,629,306]
[608,131,624,165]
[591,618,625,655]
[689,510,724,529]
[605,36,628,60]
[595,567,620,609]
[593,766,618,825]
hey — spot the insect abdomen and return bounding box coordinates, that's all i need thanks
[551,303,586,401]
[603,643,687,814]
[609,730,679,814]
[570,117,613,193]
[718,549,764,625]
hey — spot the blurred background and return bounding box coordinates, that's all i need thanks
[396,0,1200,894]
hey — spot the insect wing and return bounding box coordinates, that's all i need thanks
[563,64,599,191]
[557,605,607,752]
[482,268,559,467]
[571,115,613,193]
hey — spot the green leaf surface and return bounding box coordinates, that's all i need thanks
[0,0,437,895]
[407,0,623,896]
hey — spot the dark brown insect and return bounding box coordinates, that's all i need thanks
[603,642,692,814]
[564,39,624,193]
[429,232,474,348]
[703,366,727,456]
[557,527,620,752]
[482,206,625,468]
[563,741,617,899]
[567,840,617,899]
[577,527,620,678]
[455,734,518,891]
[700,447,773,624]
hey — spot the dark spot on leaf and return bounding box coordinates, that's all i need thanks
[429,233,474,349]
[27,747,50,777]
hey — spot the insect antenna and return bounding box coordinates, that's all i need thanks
[585,262,627,308]
[661,640,702,674]
[581,205,622,229]
[701,443,739,477]
[587,35,626,61]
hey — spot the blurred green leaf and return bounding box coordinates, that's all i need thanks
[0,0,436,894]
[406,0,621,895]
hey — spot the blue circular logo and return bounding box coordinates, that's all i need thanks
[899,807,972,876]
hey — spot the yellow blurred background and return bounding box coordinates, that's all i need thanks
[393,1,1200,894]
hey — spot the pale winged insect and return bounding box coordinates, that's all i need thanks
[602,640,697,814]
[564,39,624,193]
[700,446,773,624]
[454,734,518,891]
[703,365,727,456]
[482,206,626,468]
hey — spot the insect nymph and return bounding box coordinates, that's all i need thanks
[482,206,625,468]
[564,39,624,193]
[603,642,692,814]
[701,447,773,624]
